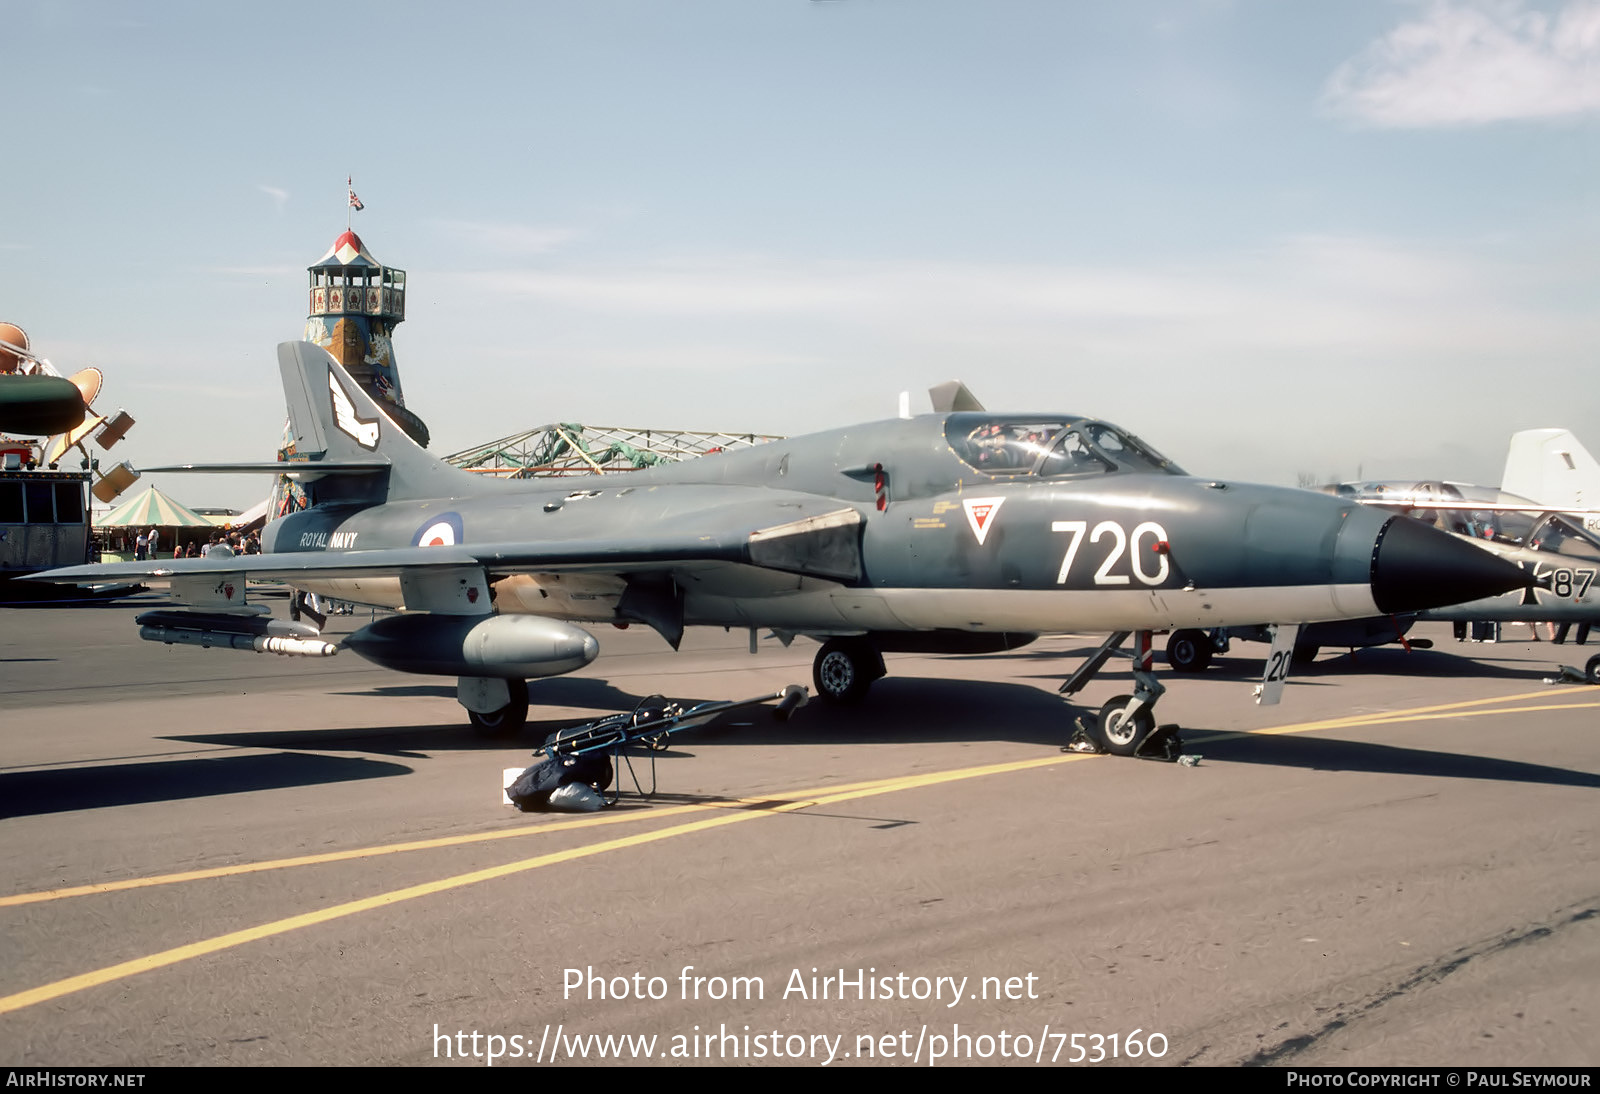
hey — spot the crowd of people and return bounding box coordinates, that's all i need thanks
[129,526,262,560]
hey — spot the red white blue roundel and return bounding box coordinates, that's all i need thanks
[413,512,464,547]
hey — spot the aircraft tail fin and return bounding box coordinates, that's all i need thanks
[1501,428,1600,511]
[928,380,985,413]
[278,341,487,503]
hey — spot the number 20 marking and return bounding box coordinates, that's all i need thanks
[1053,520,1170,586]
[1265,650,1291,682]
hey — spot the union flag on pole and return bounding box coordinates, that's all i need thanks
[347,176,364,211]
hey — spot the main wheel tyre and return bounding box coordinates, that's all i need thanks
[1291,643,1320,667]
[1586,653,1600,685]
[468,678,529,738]
[812,638,881,704]
[1166,629,1213,673]
[1094,694,1155,757]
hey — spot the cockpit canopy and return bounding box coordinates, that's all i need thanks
[1324,480,1600,558]
[945,414,1185,478]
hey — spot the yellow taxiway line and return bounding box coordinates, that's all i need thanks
[1,686,1592,1016]
[0,753,1099,1016]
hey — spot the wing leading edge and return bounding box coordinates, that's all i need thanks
[30,507,865,588]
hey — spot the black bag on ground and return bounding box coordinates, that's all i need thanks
[507,753,615,811]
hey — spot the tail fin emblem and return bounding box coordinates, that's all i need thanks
[329,371,379,450]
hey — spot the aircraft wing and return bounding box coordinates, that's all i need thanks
[30,505,865,587]
[28,547,482,585]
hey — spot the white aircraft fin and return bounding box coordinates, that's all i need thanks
[1502,429,1600,512]
[928,381,985,413]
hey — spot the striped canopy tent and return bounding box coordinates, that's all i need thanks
[94,486,214,528]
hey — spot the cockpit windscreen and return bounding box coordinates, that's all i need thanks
[946,415,1185,478]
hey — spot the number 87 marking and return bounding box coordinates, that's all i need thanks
[1053,520,1170,586]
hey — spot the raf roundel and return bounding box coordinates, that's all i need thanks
[414,512,464,548]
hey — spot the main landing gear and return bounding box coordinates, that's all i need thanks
[811,637,886,704]
[1164,628,1214,673]
[465,678,530,738]
[1060,630,1182,760]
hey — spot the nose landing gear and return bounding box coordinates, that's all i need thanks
[1059,630,1183,760]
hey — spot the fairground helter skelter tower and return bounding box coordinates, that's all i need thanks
[273,218,431,518]
[303,227,430,448]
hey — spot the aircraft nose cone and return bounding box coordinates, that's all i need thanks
[1370,516,1530,614]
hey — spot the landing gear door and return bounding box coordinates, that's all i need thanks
[1254,623,1300,706]
[171,572,251,613]
[399,566,493,615]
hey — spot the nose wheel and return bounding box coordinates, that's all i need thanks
[1061,630,1181,760]
[1093,694,1158,756]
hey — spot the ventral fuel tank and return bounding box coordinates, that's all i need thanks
[343,613,599,678]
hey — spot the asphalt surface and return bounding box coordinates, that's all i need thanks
[1,591,1596,1067]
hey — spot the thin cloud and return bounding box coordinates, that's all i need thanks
[1322,0,1600,127]
[429,219,581,255]
[257,185,289,212]
[207,264,301,277]
[432,239,1597,368]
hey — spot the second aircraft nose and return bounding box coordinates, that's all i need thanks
[1369,515,1531,614]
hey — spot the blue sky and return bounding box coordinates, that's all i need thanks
[5,0,1597,509]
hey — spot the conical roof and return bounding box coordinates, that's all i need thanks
[94,485,214,528]
[310,229,382,270]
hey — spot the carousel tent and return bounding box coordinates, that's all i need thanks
[94,486,213,528]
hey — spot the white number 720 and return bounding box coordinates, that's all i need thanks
[1052,520,1170,586]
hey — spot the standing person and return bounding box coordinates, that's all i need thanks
[134,529,148,561]
[146,527,159,558]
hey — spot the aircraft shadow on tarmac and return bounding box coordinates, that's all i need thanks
[1278,647,1558,682]
[675,680,1600,792]
[204,677,745,755]
[342,677,649,712]
[154,670,1598,793]
[169,677,1078,756]
[0,753,413,819]
[708,677,1082,747]
[957,644,1556,684]
[1181,731,1600,789]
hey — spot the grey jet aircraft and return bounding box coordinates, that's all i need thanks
[30,343,1530,757]
[1166,476,1600,675]
[1331,479,1600,671]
